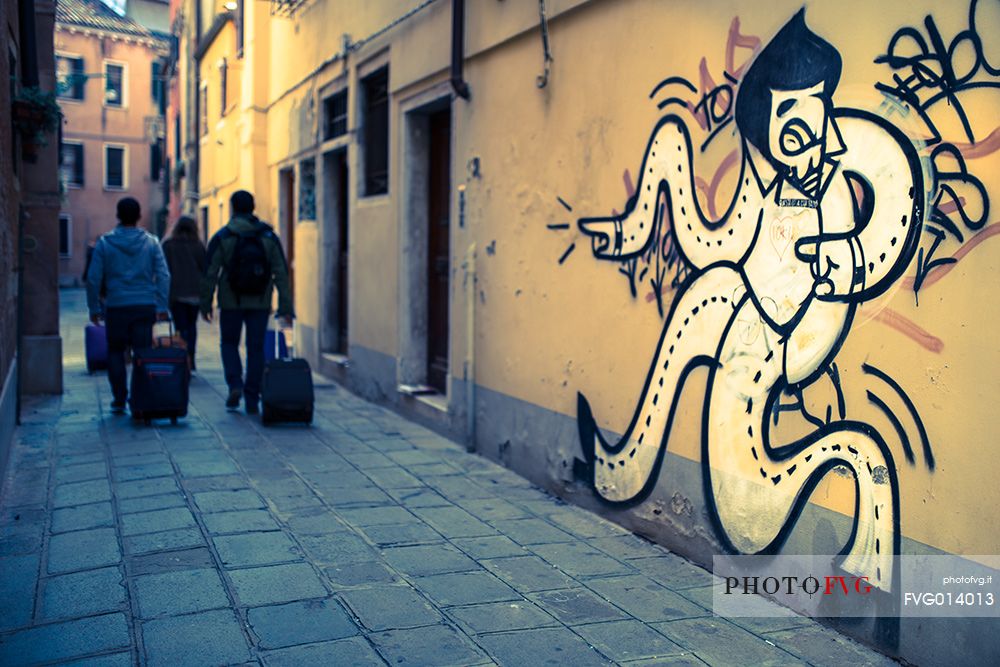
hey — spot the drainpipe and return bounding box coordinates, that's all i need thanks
[450,0,470,100]
[464,241,476,451]
[161,153,170,236]
[191,72,200,216]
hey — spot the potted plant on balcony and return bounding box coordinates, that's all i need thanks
[12,86,63,162]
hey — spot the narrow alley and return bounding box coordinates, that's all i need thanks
[0,291,893,665]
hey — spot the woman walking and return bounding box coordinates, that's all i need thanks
[162,216,207,370]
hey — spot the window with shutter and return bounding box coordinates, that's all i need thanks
[361,68,389,197]
[105,145,126,190]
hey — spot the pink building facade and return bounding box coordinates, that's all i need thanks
[55,0,169,285]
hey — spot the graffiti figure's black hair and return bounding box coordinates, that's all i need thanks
[735,9,842,160]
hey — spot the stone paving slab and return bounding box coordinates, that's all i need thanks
[586,575,708,623]
[481,554,579,593]
[653,617,809,666]
[0,613,130,665]
[573,619,686,663]
[50,501,115,533]
[528,587,632,625]
[325,561,403,588]
[0,290,897,666]
[47,528,121,574]
[140,609,251,667]
[0,554,40,631]
[39,566,126,621]
[116,492,187,515]
[229,562,329,606]
[247,598,359,650]
[261,636,385,667]
[340,585,444,631]
[133,568,230,618]
[369,624,489,666]
[412,571,520,607]
[52,479,112,508]
[445,599,559,635]
[475,626,612,666]
[124,526,205,555]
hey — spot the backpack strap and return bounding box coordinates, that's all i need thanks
[253,222,288,272]
[206,227,230,268]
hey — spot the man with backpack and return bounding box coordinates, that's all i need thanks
[201,190,293,414]
[87,197,172,413]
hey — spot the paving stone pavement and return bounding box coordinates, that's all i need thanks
[0,290,898,666]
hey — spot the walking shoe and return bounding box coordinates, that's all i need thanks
[110,400,126,414]
[246,402,259,416]
[225,389,243,410]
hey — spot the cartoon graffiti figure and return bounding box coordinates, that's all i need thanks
[576,11,922,590]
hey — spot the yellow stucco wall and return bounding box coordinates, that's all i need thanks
[451,0,999,565]
[190,0,999,576]
[456,1,1000,568]
[196,20,239,237]
[260,1,437,357]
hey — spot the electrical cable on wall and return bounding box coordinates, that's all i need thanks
[536,0,553,88]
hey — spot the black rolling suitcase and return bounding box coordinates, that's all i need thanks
[261,328,314,425]
[130,322,190,425]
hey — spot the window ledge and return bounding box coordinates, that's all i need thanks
[398,384,448,412]
[398,383,437,397]
[322,353,350,368]
[357,192,390,206]
[415,392,448,413]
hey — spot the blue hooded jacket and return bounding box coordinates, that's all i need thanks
[86,226,171,316]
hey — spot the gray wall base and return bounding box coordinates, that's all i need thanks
[317,342,997,664]
[0,359,16,494]
[20,335,62,395]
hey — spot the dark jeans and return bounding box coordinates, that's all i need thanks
[170,301,199,368]
[220,308,269,406]
[105,305,156,404]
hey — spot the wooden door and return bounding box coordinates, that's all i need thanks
[426,109,451,393]
[336,151,349,354]
[280,168,295,301]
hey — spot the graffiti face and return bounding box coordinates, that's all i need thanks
[574,10,926,597]
[768,83,828,195]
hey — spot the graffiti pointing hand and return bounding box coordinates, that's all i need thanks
[578,218,621,258]
[796,234,860,300]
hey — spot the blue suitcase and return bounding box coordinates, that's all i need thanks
[130,344,189,425]
[261,328,313,425]
[85,323,108,373]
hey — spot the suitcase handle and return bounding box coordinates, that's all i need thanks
[270,329,289,360]
[152,318,176,339]
[271,320,293,359]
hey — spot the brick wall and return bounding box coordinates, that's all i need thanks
[0,0,20,388]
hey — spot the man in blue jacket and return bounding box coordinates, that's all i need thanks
[87,197,171,413]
